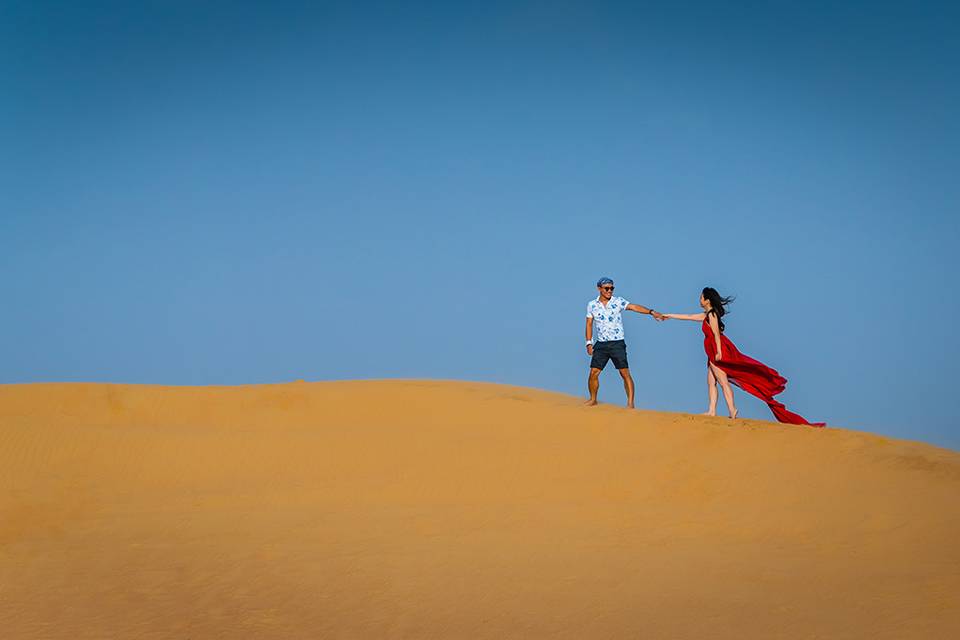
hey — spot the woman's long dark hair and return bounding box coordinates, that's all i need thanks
[702,287,735,332]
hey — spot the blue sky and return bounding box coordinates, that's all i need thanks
[2,1,958,449]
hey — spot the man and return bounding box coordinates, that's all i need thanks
[585,277,663,408]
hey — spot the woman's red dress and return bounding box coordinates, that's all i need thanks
[703,319,824,427]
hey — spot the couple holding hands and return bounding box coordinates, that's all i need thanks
[585,277,823,426]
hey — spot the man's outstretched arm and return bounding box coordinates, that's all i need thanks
[626,303,664,320]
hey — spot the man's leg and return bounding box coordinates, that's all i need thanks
[585,368,602,406]
[618,367,635,409]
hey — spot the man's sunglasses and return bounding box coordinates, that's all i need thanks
[601,286,615,291]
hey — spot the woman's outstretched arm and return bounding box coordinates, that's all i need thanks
[662,312,707,321]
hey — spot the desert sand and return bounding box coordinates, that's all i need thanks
[1,380,958,638]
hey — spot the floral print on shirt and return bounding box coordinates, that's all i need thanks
[586,296,630,342]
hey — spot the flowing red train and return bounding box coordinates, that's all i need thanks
[703,320,824,427]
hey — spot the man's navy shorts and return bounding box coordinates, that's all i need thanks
[590,339,629,370]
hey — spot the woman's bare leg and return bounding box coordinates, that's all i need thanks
[703,364,718,416]
[709,362,738,419]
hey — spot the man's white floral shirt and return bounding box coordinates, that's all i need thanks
[586,296,631,342]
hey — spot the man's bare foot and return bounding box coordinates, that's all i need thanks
[627,403,635,409]
[584,399,598,406]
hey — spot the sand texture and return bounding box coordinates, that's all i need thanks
[2,380,958,638]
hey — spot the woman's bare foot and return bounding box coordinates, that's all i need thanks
[701,411,716,417]
[729,409,739,419]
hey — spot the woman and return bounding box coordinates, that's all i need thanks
[663,288,824,426]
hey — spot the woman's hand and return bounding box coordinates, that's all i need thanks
[715,350,722,362]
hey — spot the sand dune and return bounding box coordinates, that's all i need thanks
[1,380,958,638]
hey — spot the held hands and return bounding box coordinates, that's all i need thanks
[651,311,666,321]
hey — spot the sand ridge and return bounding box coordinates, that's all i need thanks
[1,380,958,638]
